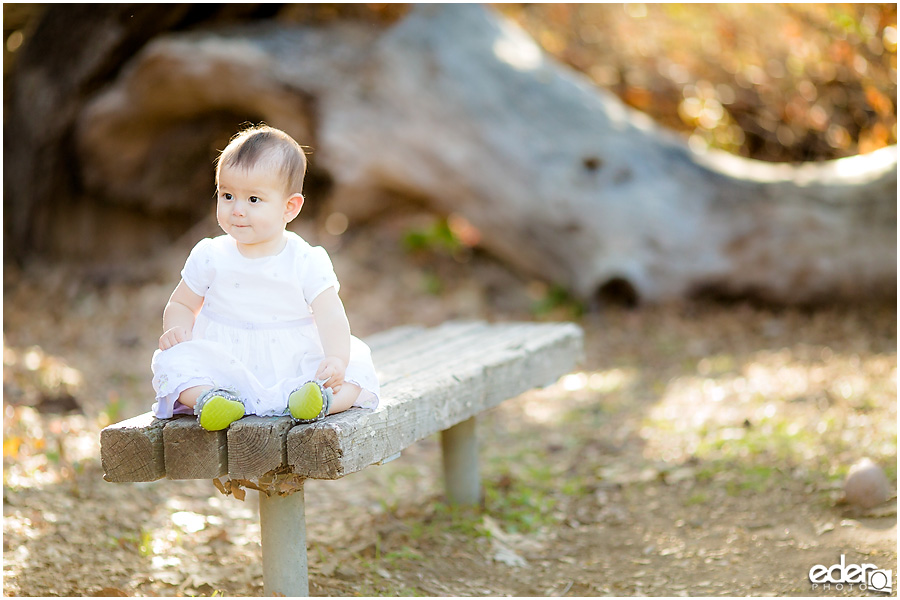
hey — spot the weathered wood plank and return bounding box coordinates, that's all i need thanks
[480,323,585,403]
[285,324,522,481]
[227,416,295,478]
[375,321,578,401]
[101,321,584,483]
[100,412,167,482]
[371,321,513,386]
[287,321,583,479]
[163,415,228,480]
[369,321,490,381]
[262,322,509,482]
[361,324,425,351]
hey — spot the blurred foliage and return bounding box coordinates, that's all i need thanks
[402,217,464,256]
[497,3,897,162]
[529,283,585,321]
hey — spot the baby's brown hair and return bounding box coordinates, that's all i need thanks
[216,124,307,195]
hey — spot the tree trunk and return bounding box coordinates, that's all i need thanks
[3,3,289,263]
[57,5,900,302]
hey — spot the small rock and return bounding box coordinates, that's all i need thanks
[843,458,890,509]
[815,522,834,536]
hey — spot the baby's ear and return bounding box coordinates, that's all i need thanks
[285,193,305,222]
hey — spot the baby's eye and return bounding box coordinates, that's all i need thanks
[248,196,261,204]
[221,192,233,201]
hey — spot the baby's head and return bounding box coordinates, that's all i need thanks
[215,124,307,197]
[214,125,310,254]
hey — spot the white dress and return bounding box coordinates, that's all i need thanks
[151,232,380,418]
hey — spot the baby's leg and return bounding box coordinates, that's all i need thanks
[177,385,213,408]
[328,382,361,415]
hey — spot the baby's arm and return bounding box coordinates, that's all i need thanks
[310,287,351,392]
[159,280,204,350]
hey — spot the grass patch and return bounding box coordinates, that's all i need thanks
[531,284,584,319]
[484,479,558,534]
[402,217,463,256]
[686,491,710,506]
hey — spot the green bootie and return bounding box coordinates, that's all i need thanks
[195,388,245,431]
[288,381,332,423]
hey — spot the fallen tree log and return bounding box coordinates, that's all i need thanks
[75,4,897,304]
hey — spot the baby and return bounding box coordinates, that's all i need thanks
[151,124,379,431]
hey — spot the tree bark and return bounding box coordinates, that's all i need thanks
[3,3,288,263]
[45,5,900,302]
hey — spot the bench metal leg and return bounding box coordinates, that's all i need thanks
[259,487,309,596]
[441,416,481,505]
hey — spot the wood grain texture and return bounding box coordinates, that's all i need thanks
[227,416,295,479]
[287,321,583,479]
[362,324,426,351]
[100,412,167,482]
[371,321,502,386]
[163,415,228,480]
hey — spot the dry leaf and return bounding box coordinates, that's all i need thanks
[96,587,128,597]
[231,484,246,502]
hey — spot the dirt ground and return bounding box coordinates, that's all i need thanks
[3,212,897,597]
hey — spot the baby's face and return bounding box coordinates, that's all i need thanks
[216,163,298,256]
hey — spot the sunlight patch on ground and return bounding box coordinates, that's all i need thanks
[3,405,100,490]
[171,510,211,533]
[560,368,637,394]
[640,348,897,468]
[4,343,117,492]
[4,342,84,398]
[520,368,638,424]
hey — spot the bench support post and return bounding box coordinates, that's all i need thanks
[259,487,309,596]
[441,416,481,505]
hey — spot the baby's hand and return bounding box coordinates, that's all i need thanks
[159,326,192,350]
[316,356,346,393]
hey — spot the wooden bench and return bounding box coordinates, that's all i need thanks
[100,320,583,596]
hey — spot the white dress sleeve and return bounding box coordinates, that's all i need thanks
[180,238,215,296]
[302,246,340,304]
